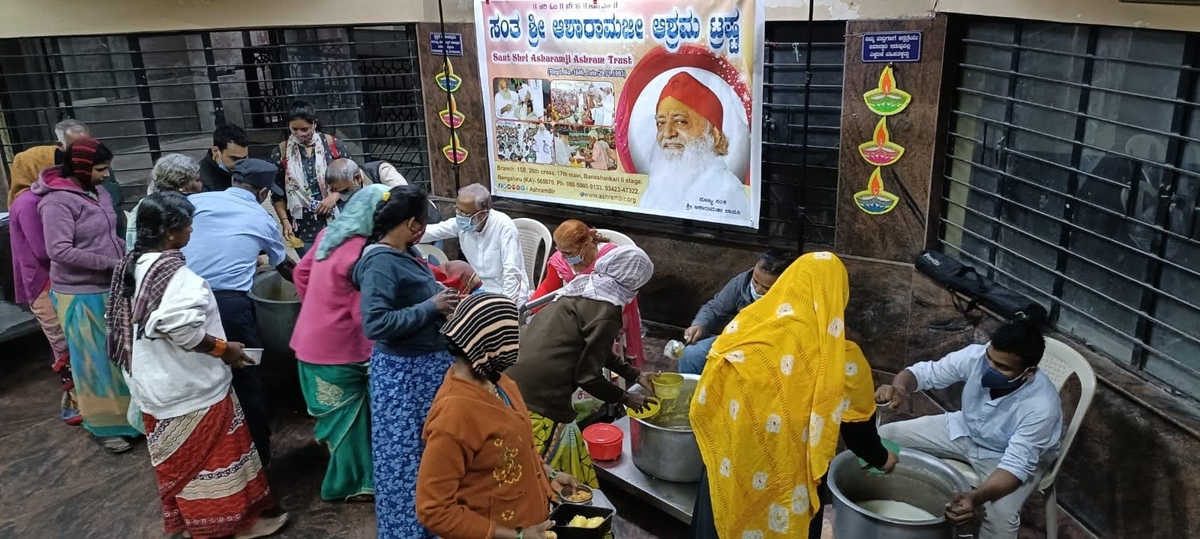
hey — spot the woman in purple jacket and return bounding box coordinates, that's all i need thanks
[8,167,80,426]
[33,137,140,453]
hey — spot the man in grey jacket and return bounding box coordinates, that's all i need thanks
[677,249,795,374]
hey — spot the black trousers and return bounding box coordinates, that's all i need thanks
[213,290,273,466]
[691,467,829,539]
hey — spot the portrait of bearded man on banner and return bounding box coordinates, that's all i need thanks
[616,45,755,221]
[639,71,749,216]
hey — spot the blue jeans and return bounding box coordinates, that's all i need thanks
[678,336,716,375]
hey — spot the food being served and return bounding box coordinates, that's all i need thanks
[856,500,938,521]
[566,515,606,528]
[564,490,592,503]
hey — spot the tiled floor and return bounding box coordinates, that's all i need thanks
[1,330,1094,538]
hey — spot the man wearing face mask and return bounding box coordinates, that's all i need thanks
[677,249,795,374]
[875,319,1062,539]
[198,123,251,192]
[183,158,295,466]
[420,183,530,305]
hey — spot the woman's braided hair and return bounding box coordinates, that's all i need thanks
[122,191,194,299]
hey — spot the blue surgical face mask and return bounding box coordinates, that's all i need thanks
[748,281,764,301]
[981,364,1029,389]
[565,253,585,265]
[455,215,475,233]
[216,155,229,172]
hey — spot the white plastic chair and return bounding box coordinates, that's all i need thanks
[414,244,449,266]
[596,228,636,247]
[939,337,1096,539]
[513,217,552,286]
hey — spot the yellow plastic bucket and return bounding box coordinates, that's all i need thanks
[652,373,684,400]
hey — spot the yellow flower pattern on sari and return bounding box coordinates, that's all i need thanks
[690,252,877,537]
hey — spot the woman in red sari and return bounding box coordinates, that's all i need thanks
[529,220,645,367]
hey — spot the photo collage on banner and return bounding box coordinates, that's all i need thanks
[475,0,765,228]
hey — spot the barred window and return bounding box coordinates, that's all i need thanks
[940,20,1200,398]
[0,25,431,200]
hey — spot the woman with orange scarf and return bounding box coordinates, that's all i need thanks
[529,220,645,367]
[688,252,898,538]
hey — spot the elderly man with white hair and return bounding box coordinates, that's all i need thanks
[639,72,751,218]
[324,158,411,215]
[124,154,205,252]
[420,184,530,305]
[6,119,126,236]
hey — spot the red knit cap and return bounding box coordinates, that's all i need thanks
[657,72,724,133]
[66,137,104,184]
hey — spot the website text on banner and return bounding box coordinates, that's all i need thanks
[473,0,766,229]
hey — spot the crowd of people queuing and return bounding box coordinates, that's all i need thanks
[9,105,1062,539]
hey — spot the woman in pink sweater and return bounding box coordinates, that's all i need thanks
[291,183,388,502]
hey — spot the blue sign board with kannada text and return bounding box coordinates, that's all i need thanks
[861,31,922,63]
[430,32,464,57]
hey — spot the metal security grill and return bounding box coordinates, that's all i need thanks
[940,20,1200,398]
[0,25,429,205]
[494,21,847,251]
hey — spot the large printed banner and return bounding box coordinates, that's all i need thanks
[474,0,765,228]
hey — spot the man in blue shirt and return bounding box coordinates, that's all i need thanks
[184,157,292,466]
[875,320,1062,539]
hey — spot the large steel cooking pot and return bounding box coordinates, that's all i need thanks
[248,271,301,355]
[628,373,704,483]
[828,448,973,539]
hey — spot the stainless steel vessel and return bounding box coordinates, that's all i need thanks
[247,270,301,355]
[828,448,973,539]
[627,374,704,483]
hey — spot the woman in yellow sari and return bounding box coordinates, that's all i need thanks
[689,252,898,538]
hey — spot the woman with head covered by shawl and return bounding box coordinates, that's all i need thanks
[529,220,646,368]
[290,183,389,502]
[688,252,898,539]
[416,293,580,539]
[507,246,658,490]
[438,260,483,296]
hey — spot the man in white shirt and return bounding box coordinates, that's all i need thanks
[421,184,530,305]
[554,130,575,166]
[494,79,518,120]
[592,86,615,126]
[875,319,1063,539]
[533,123,555,164]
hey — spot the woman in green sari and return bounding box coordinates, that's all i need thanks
[290,183,389,501]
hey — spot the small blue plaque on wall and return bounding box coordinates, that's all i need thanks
[862,31,922,63]
[430,32,464,57]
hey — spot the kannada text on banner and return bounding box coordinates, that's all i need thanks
[473,0,765,228]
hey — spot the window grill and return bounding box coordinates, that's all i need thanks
[940,19,1200,399]
[0,25,430,205]
[492,21,847,252]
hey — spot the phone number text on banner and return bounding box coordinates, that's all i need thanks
[474,0,765,228]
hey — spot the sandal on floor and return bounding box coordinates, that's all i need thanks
[97,436,133,454]
[234,513,289,539]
